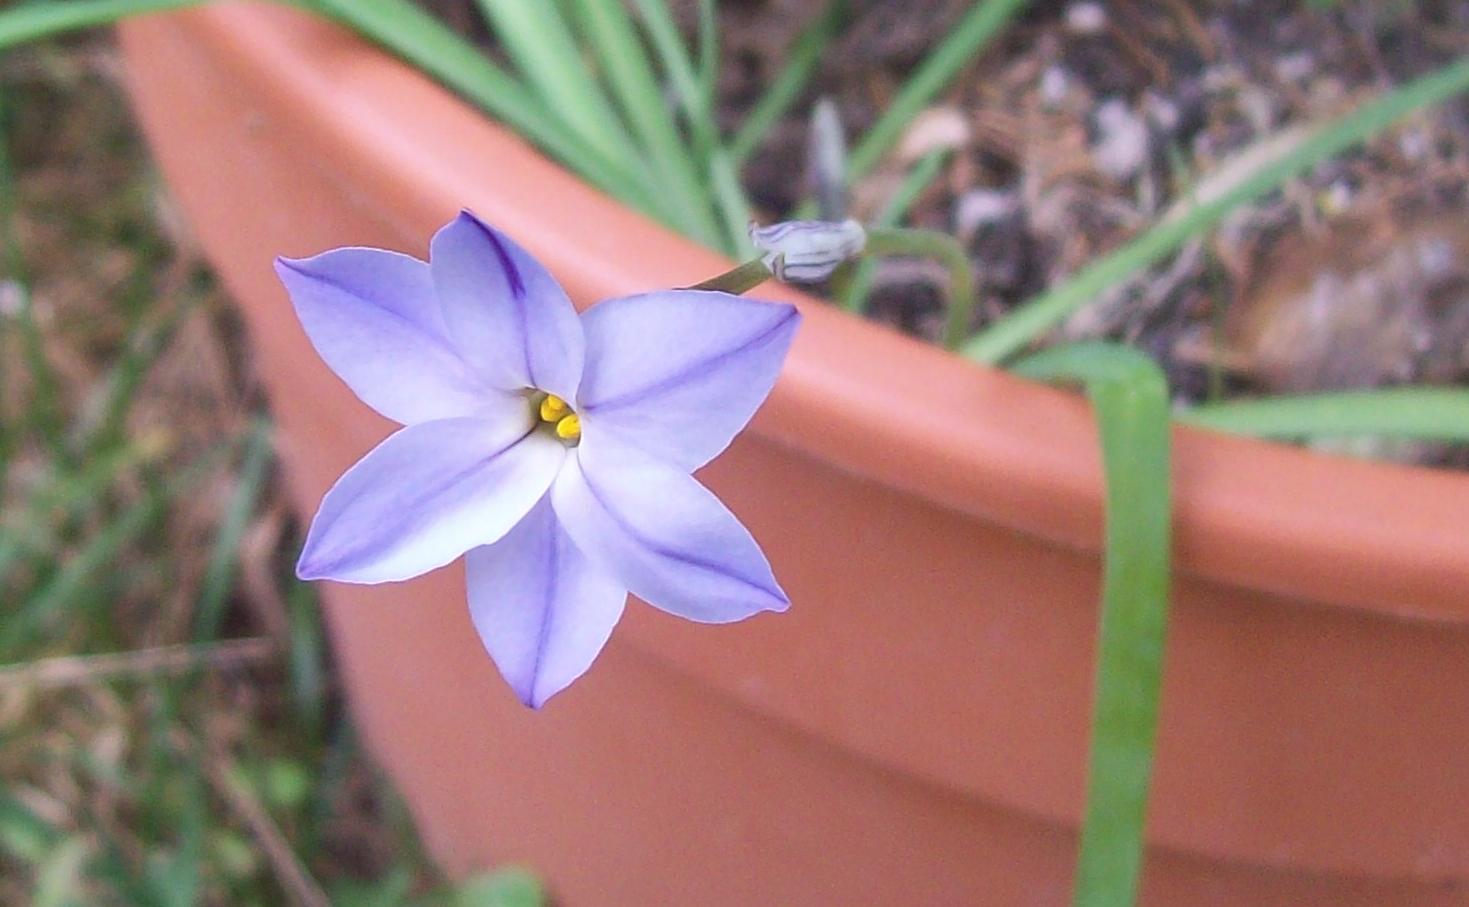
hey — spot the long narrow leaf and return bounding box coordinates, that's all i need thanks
[0,95,66,467]
[472,0,635,168]
[0,0,202,48]
[965,55,1469,364]
[847,0,1026,180]
[729,0,846,167]
[840,147,949,312]
[631,0,717,158]
[1012,342,1173,907]
[194,419,275,641]
[569,0,724,249]
[1179,388,1469,441]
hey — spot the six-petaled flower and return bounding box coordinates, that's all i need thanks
[276,210,799,707]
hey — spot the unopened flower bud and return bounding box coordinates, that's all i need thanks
[748,219,867,283]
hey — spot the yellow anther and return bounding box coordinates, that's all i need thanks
[539,394,570,422]
[554,413,581,442]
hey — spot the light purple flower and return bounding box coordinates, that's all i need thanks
[276,210,799,707]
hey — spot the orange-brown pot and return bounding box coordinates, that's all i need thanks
[118,6,1469,904]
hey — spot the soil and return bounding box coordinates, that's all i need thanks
[422,0,1469,464]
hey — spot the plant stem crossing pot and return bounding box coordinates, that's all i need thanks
[120,6,1469,904]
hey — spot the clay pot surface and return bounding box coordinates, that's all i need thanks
[119,6,1469,904]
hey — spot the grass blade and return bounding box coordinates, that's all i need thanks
[3,442,229,656]
[194,419,275,641]
[1179,388,1469,441]
[0,0,202,48]
[631,0,717,158]
[569,0,724,249]
[708,147,754,256]
[472,0,635,168]
[629,0,755,251]
[965,55,1469,364]
[840,147,949,312]
[1011,342,1173,907]
[305,0,677,224]
[729,0,846,167]
[846,0,1026,180]
[696,0,717,121]
[0,94,67,467]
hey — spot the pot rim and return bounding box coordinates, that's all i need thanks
[168,3,1469,623]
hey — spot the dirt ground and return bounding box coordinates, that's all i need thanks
[429,0,1469,465]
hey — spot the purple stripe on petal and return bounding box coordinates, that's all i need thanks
[297,416,564,584]
[578,291,799,470]
[429,211,585,400]
[466,498,627,708]
[551,434,788,624]
[275,250,507,425]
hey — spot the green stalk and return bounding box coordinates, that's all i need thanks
[846,0,1026,180]
[1012,342,1173,907]
[472,0,637,173]
[687,257,772,294]
[864,226,974,349]
[709,147,756,256]
[840,148,950,313]
[964,55,1469,364]
[307,0,666,216]
[0,0,206,47]
[1179,388,1469,441]
[569,0,724,249]
[729,0,846,167]
[632,0,718,160]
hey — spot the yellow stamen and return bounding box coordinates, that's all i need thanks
[539,394,569,422]
[554,413,581,441]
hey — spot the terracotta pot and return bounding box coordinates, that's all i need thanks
[118,6,1469,904]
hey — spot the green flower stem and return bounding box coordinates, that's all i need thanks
[1012,342,1174,907]
[864,226,974,349]
[688,258,772,295]
[963,55,1469,365]
[840,148,950,313]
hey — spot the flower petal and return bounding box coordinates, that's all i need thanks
[298,416,564,584]
[276,249,509,425]
[551,434,788,623]
[429,211,584,400]
[465,498,627,708]
[577,291,799,470]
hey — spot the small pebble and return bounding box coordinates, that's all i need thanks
[955,188,1020,234]
[0,280,22,317]
[1274,51,1314,83]
[1092,100,1150,180]
[1065,2,1107,34]
[1040,66,1070,108]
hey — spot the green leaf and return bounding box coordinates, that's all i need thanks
[0,0,203,49]
[846,0,1026,181]
[1011,343,1173,907]
[568,0,724,249]
[728,0,846,167]
[840,147,949,313]
[452,868,545,907]
[965,55,1469,364]
[1179,388,1469,441]
[472,0,636,171]
[31,836,89,907]
[631,0,717,159]
[194,419,275,641]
